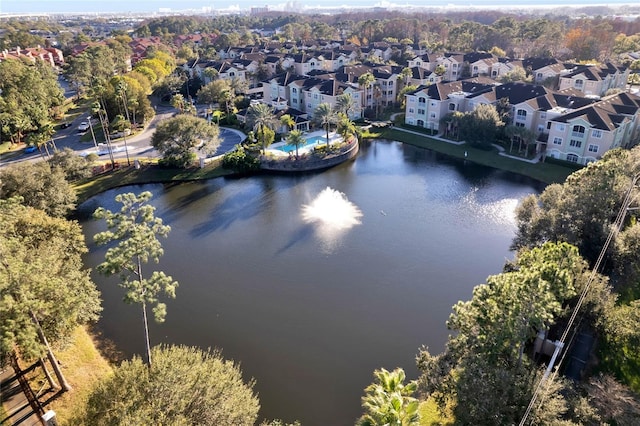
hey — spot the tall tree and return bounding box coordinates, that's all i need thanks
[286,129,305,159]
[93,191,179,366]
[246,103,278,154]
[335,93,357,119]
[81,345,259,425]
[336,113,357,144]
[151,114,221,168]
[358,72,376,115]
[313,103,337,147]
[0,199,101,389]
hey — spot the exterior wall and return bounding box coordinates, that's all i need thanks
[545,119,616,165]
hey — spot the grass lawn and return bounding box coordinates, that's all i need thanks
[380,128,575,185]
[74,158,235,203]
[45,327,113,425]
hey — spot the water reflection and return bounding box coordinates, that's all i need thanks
[301,187,363,253]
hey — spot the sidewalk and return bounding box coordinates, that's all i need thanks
[390,125,542,164]
[1,366,42,426]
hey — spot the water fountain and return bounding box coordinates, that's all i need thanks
[301,187,363,253]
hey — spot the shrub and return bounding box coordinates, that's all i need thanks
[222,145,261,172]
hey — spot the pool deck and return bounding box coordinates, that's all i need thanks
[268,130,342,157]
[261,133,359,172]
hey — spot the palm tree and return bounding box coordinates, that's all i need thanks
[286,129,305,159]
[246,103,278,153]
[397,67,413,104]
[336,93,356,119]
[336,113,356,144]
[358,72,376,115]
[313,103,337,147]
[357,368,420,426]
[280,114,295,133]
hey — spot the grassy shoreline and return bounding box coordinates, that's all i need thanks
[75,132,574,204]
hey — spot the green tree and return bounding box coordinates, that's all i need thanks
[93,192,179,366]
[336,113,357,144]
[286,129,305,159]
[358,72,376,114]
[280,114,295,133]
[0,59,63,144]
[196,79,232,105]
[0,161,76,218]
[48,147,94,181]
[313,103,338,147]
[151,114,221,168]
[81,345,259,425]
[357,368,420,426]
[336,92,357,118]
[246,103,278,153]
[458,104,503,148]
[0,199,101,389]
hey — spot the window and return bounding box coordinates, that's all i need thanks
[515,122,525,128]
[418,108,425,115]
[592,129,602,138]
[588,144,598,153]
[449,103,456,111]
[567,153,579,163]
[430,102,436,107]
[409,108,415,113]
[314,94,318,99]
[293,99,298,104]
[553,137,563,145]
[516,109,527,120]
[229,72,235,77]
[556,124,565,131]
[430,113,436,118]
[418,97,426,104]
[417,119,425,127]
[569,139,582,148]
[572,125,586,138]
[409,97,415,103]
[292,88,297,93]
[575,78,584,88]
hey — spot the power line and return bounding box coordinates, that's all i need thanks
[519,173,640,426]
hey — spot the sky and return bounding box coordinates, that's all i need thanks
[0,0,637,14]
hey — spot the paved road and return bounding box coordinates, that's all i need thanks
[1,104,245,167]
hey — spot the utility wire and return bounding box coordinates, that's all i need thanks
[519,173,640,426]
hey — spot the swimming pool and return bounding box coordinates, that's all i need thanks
[274,135,328,153]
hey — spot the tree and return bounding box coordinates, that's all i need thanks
[0,161,76,218]
[499,66,531,83]
[81,345,259,425]
[313,103,337,147]
[196,79,232,105]
[151,114,221,168]
[246,103,278,153]
[335,93,357,119]
[358,72,376,114]
[280,114,295,133]
[0,199,101,389]
[93,192,179,366]
[512,147,640,268]
[0,59,63,144]
[458,104,504,148]
[336,113,357,144]
[286,129,305,159]
[48,147,94,181]
[357,368,420,426]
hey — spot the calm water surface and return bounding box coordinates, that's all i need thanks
[78,140,542,425]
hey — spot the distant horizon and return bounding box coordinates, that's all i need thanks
[1,0,639,15]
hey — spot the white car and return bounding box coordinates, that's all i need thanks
[77,121,90,132]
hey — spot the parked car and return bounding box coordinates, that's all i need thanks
[60,121,72,129]
[77,121,90,132]
[24,145,38,154]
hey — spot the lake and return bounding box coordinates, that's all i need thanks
[77,139,543,425]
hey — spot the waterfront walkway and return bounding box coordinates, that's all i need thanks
[389,124,543,164]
